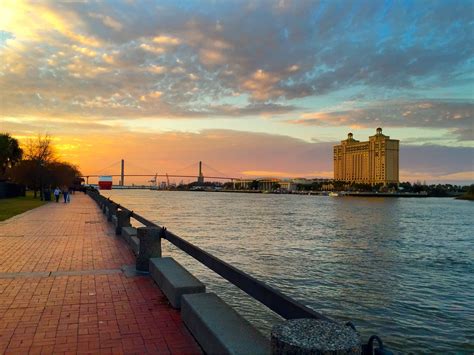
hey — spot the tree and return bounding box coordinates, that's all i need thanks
[0,133,23,178]
[333,180,345,191]
[23,134,55,164]
[8,135,55,199]
[222,182,233,190]
[46,161,81,189]
[23,135,55,199]
[9,160,39,193]
[271,183,281,191]
[7,134,83,198]
[249,180,259,190]
[399,181,413,192]
[10,161,82,196]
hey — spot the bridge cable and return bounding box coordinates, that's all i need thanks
[201,162,230,178]
[125,160,157,176]
[92,161,121,176]
[170,161,199,175]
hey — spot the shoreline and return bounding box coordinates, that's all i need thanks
[101,186,458,198]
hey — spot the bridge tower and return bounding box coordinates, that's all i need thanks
[120,159,125,186]
[197,161,204,185]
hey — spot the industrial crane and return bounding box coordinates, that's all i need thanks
[148,173,158,187]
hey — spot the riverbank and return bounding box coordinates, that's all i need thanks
[216,189,435,197]
[98,186,462,198]
[0,191,46,221]
[456,193,474,200]
[455,186,474,200]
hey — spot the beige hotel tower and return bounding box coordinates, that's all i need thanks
[333,128,399,185]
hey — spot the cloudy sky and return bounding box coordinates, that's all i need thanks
[1,0,473,183]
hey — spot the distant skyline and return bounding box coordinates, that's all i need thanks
[1,0,473,184]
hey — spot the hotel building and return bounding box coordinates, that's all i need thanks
[333,128,399,185]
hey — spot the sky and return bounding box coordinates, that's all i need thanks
[0,0,473,184]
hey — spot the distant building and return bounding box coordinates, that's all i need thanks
[333,128,399,185]
[234,178,330,191]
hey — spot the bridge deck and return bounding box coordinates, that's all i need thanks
[0,194,202,354]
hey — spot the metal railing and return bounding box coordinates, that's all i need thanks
[87,188,392,355]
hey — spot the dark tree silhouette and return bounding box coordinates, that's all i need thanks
[0,133,23,178]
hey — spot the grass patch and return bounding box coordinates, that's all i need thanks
[0,191,47,221]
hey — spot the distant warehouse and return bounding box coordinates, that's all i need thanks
[334,128,399,185]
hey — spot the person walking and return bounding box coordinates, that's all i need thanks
[62,186,69,203]
[54,187,61,203]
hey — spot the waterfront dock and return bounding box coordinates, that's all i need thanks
[0,194,201,354]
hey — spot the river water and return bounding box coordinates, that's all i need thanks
[100,190,473,353]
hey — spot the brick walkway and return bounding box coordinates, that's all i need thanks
[0,194,202,354]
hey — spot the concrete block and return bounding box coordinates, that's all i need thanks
[122,226,137,243]
[130,236,139,255]
[271,319,361,355]
[149,257,205,308]
[181,293,270,355]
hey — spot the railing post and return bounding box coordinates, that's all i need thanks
[271,319,361,355]
[107,202,117,221]
[115,209,131,235]
[101,198,106,211]
[136,227,163,272]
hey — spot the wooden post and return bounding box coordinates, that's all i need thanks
[136,227,162,272]
[271,319,361,355]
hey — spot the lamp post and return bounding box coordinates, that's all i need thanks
[39,161,44,201]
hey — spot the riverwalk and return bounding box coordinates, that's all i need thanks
[0,194,202,354]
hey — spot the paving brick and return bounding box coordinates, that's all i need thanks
[0,195,202,354]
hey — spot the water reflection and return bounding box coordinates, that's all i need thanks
[102,190,474,353]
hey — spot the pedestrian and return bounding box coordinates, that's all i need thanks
[54,187,61,203]
[62,187,69,203]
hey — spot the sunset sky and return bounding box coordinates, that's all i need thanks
[1,0,473,184]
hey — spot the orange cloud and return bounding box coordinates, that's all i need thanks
[152,35,181,45]
[139,43,165,54]
[3,0,101,46]
[241,69,284,101]
[199,48,226,65]
[139,91,163,102]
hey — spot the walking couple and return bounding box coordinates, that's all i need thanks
[53,187,71,203]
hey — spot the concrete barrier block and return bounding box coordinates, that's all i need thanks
[122,226,137,243]
[149,257,205,308]
[181,293,270,355]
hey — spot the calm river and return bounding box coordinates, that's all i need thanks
[101,190,473,353]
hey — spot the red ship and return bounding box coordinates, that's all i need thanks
[98,176,113,190]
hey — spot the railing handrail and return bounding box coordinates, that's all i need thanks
[90,189,333,322]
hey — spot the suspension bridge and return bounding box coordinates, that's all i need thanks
[81,160,241,187]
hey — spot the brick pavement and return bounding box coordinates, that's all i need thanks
[0,194,202,354]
